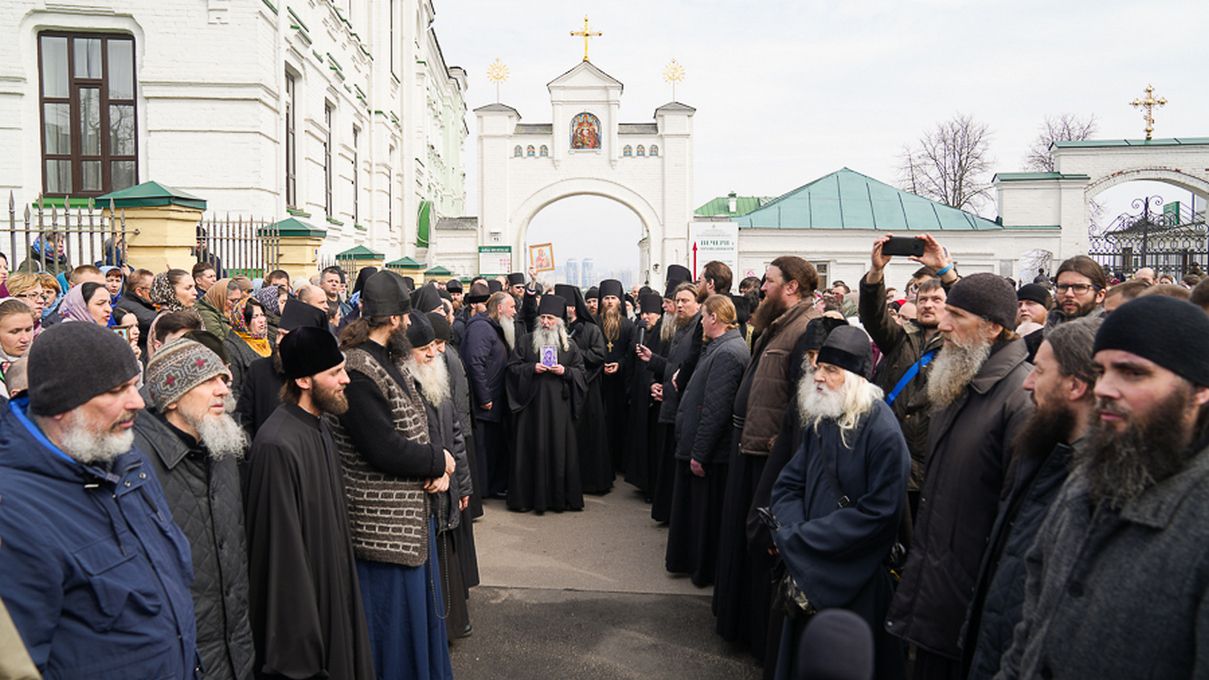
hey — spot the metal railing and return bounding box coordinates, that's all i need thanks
[5,193,131,274]
[196,214,281,280]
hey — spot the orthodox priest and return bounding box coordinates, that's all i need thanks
[244,326,374,680]
[597,278,635,473]
[506,294,587,513]
[555,282,613,494]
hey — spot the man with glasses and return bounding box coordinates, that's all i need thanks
[1046,255,1107,329]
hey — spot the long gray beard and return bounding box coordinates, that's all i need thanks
[500,316,516,350]
[406,355,452,406]
[926,337,992,409]
[531,321,571,354]
[58,411,136,464]
[193,414,248,460]
[660,311,676,343]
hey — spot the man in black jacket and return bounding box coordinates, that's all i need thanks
[136,338,254,680]
[116,268,157,355]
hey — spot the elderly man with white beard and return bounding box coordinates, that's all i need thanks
[886,273,1033,680]
[505,293,587,513]
[134,338,254,680]
[0,322,199,679]
[768,325,910,680]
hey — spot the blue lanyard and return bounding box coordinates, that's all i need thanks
[885,349,938,406]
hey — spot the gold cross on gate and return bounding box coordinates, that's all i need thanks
[1130,84,1168,141]
[571,16,602,62]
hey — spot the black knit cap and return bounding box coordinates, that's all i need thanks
[405,311,436,348]
[279,299,329,331]
[445,279,463,293]
[426,311,451,341]
[1017,283,1052,307]
[537,294,567,320]
[946,273,1017,329]
[1093,296,1209,386]
[280,326,344,379]
[639,292,663,314]
[816,325,872,379]
[599,279,624,300]
[584,286,599,301]
[29,321,141,416]
[507,272,525,286]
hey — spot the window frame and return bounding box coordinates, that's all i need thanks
[324,101,334,217]
[351,125,360,225]
[285,71,297,207]
[37,30,138,197]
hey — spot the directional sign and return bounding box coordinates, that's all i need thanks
[688,222,739,279]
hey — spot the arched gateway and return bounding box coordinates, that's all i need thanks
[475,60,695,282]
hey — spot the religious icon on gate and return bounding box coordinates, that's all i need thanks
[570,112,601,150]
[540,345,558,368]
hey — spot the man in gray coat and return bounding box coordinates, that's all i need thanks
[135,338,255,680]
[885,273,1033,680]
[995,296,1209,680]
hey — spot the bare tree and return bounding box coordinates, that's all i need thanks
[1026,114,1098,172]
[898,114,993,212]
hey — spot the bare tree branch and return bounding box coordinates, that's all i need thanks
[1025,114,1098,172]
[897,114,993,212]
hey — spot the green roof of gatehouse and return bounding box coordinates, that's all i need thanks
[735,168,1002,232]
[98,181,207,210]
[385,256,424,269]
[424,265,452,275]
[336,245,384,259]
[694,194,767,217]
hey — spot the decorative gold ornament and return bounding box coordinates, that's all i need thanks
[486,58,509,102]
[570,16,602,62]
[663,58,685,100]
[1130,84,1168,141]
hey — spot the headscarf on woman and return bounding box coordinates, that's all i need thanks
[229,296,271,358]
[203,278,232,314]
[150,272,186,312]
[254,284,284,317]
[57,283,103,324]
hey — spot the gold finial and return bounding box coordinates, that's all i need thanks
[1130,84,1168,141]
[663,58,685,100]
[486,58,509,103]
[570,16,602,62]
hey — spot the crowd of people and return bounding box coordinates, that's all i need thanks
[0,230,1208,679]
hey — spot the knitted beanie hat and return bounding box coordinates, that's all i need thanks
[1094,295,1209,387]
[946,273,1017,330]
[146,338,230,411]
[28,321,141,416]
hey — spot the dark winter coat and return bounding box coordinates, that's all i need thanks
[885,339,1033,659]
[134,408,254,680]
[961,440,1073,680]
[234,356,283,439]
[0,398,199,678]
[737,301,819,456]
[650,313,699,424]
[859,274,944,491]
[674,328,749,464]
[995,436,1209,680]
[462,313,511,422]
[224,333,265,400]
[117,292,158,355]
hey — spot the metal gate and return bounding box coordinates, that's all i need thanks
[1088,196,1208,280]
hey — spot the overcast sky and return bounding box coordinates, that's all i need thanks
[435,0,1208,273]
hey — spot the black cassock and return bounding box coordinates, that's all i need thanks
[624,318,666,497]
[244,403,375,680]
[568,317,614,494]
[505,336,587,513]
[599,316,634,473]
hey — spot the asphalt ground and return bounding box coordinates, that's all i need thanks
[449,487,761,679]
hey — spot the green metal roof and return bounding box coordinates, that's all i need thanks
[1052,137,1209,148]
[993,172,1090,182]
[424,265,452,275]
[385,256,424,269]
[97,181,207,210]
[694,195,767,217]
[265,217,327,238]
[336,245,384,259]
[416,200,432,248]
[735,168,1002,232]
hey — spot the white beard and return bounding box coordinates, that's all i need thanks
[183,394,248,460]
[500,315,516,350]
[660,311,677,344]
[531,320,571,354]
[797,371,847,425]
[926,337,992,409]
[57,411,136,464]
[405,355,452,406]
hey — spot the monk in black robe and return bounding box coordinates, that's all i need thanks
[505,294,587,513]
[596,278,634,473]
[245,326,374,680]
[624,292,667,498]
[555,283,613,494]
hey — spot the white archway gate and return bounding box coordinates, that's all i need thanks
[475,60,694,283]
[995,137,1209,259]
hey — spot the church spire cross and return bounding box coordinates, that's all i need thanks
[570,16,602,62]
[1130,84,1168,141]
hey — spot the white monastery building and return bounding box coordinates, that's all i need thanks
[0,0,469,261]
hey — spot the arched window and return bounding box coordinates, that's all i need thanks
[622,145,633,157]
[649,144,659,157]
[526,145,535,157]
[636,145,646,157]
[539,145,549,157]
[570,111,601,150]
[513,145,522,157]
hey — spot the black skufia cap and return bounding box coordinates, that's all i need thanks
[639,292,663,314]
[816,325,872,379]
[427,311,452,341]
[599,279,624,300]
[405,310,435,348]
[412,283,443,313]
[538,294,567,320]
[445,279,463,293]
[362,270,411,318]
[584,286,599,300]
[665,264,692,286]
[279,299,330,331]
[507,272,526,286]
[280,326,344,379]
[488,280,503,293]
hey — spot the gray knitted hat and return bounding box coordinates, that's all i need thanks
[28,321,142,416]
[146,338,231,411]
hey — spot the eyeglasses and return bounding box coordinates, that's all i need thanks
[1055,283,1097,294]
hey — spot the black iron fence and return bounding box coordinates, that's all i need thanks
[1088,196,1208,279]
[195,214,281,279]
